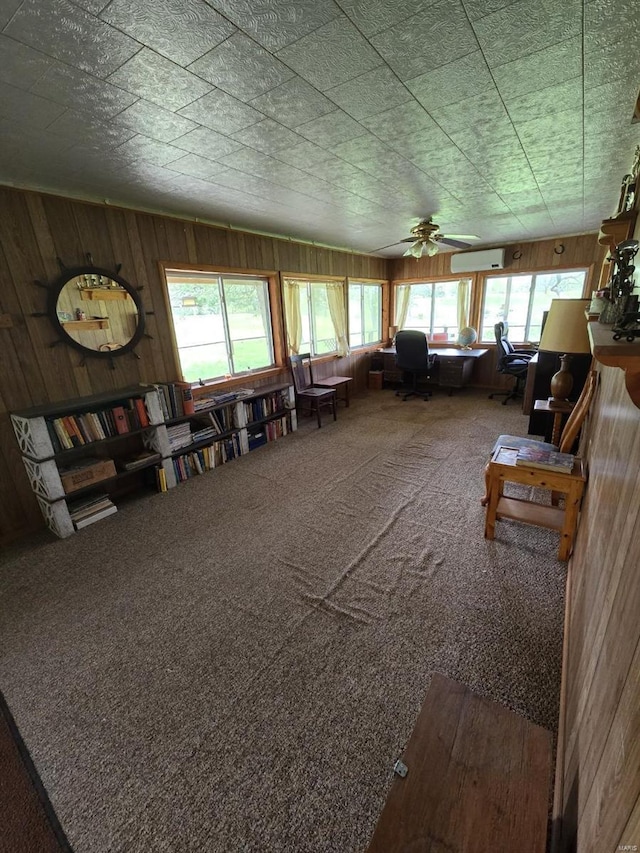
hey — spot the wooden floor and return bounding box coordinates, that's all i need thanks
[367,673,552,853]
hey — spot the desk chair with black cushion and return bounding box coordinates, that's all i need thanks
[290,353,337,428]
[394,330,437,401]
[488,321,536,405]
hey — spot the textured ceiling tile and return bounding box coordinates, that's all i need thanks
[0,80,67,128]
[31,63,138,121]
[370,0,478,81]
[386,127,457,164]
[178,89,264,134]
[273,140,334,168]
[429,88,509,135]
[0,34,53,89]
[295,109,368,147]
[334,0,436,38]
[107,49,212,110]
[583,43,640,90]
[505,78,582,125]
[305,155,375,184]
[331,133,391,167]
[517,108,583,159]
[276,16,381,91]
[0,0,23,27]
[112,100,199,143]
[166,152,230,181]
[46,109,136,146]
[359,101,437,142]
[69,0,110,13]
[585,78,639,121]
[493,36,582,102]
[473,0,582,68]
[113,135,184,166]
[205,0,342,51]
[448,121,522,158]
[4,0,140,78]
[218,146,287,177]
[101,0,236,66]
[188,34,294,102]
[406,50,494,113]
[232,119,304,154]
[325,66,412,120]
[172,126,245,160]
[249,78,335,128]
[462,0,516,21]
[584,0,639,49]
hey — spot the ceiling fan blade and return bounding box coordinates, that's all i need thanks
[438,237,472,249]
[370,242,405,252]
[446,233,480,240]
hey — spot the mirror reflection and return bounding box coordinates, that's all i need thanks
[56,273,139,352]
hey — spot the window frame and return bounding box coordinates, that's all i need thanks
[392,275,472,344]
[161,263,285,387]
[478,267,590,344]
[347,278,384,350]
[281,273,346,358]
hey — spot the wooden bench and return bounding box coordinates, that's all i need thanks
[366,674,552,853]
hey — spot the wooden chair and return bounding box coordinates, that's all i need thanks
[309,361,353,407]
[481,368,598,506]
[290,353,337,428]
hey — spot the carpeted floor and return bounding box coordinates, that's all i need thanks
[0,389,566,852]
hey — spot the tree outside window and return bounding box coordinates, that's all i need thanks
[165,271,274,382]
[480,270,587,343]
[398,280,468,341]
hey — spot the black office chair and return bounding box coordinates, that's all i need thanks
[488,321,536,405]
[394,330,437,401]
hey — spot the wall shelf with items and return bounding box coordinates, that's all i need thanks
[80,288,128,301]
[11,386,171,538]
[61,319,110,331]
[588,322,640,409]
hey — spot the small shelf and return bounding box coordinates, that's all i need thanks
[61,319,110,331]
[496,496,565,531]
[80,288,128,301]
[588,322,640,409]
[41,459,161,504]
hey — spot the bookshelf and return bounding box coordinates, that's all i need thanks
[11,382,297,538]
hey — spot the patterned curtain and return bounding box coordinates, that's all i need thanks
[325,281,349,356]
[283,279,302,355]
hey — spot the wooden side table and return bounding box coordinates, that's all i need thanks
[533,398,575,445]
[484,446,586,561]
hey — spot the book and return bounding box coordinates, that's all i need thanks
[134,396,150,427]
[515,447,575,473]
[74,504,118,529]
[120,450,161,471]
[112,405,129,435]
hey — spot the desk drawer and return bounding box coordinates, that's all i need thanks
[438,358,473,386]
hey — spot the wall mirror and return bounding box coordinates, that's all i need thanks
[38,262,147,362]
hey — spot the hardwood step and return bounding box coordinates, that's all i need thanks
[366,673,553,853]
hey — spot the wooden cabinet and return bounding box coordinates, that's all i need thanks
[11,383,297,538]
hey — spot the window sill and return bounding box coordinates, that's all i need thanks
[191,366,288,396]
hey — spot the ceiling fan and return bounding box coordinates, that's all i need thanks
[374,218,480,258]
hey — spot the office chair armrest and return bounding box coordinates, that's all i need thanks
[513,347,537,356]
[501,353,532,366]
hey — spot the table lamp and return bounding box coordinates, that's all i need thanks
[538,298,591,401]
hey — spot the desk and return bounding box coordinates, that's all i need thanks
[378,347,489,394]
[484,445,586,561]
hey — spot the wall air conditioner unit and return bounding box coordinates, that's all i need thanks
[450,248,505,274]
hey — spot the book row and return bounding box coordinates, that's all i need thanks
[171,436,242,482]
[46,397,151,452]
[241,391,288,423]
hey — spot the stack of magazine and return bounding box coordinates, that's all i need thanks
[515,447,575,472]
[68,494,117,529]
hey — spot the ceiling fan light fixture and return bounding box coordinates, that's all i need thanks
[403,239,439,259]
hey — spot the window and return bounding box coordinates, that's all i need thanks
[283,277,347,356]
[480,269,588,343]
[165,270,274,383]
[396,279,470,341]
[348,281,382,348]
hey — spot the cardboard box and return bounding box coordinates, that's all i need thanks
[368,370,384,390]
[60,458,116,494]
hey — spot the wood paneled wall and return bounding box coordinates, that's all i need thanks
[390,233,605,281]
[556,362,640,851]
[0,187,387,545]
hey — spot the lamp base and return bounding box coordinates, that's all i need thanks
[550,354,574,401]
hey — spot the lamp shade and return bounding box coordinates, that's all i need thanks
[538,299,591,353]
